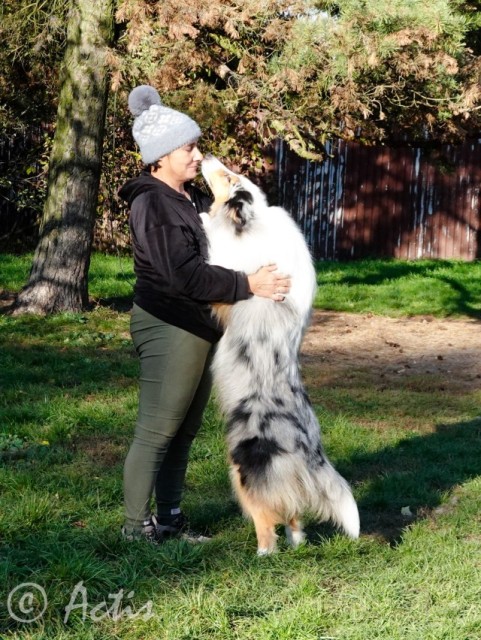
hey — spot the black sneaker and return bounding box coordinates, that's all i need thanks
[122,513,211,545]
[154,512,188,539]
[155,512,211,544]
[121,515,167,544]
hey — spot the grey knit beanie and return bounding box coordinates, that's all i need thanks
[128,85,201,164]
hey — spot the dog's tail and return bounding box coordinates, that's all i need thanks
[233,447,360,539]
[309,459,360,539]
[281,454,360,539]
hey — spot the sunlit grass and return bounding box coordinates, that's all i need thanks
[315,258,481,317]
[1,253,480,318]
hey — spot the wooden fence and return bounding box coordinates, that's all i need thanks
[2,130,481,260]
[275,138,481,261]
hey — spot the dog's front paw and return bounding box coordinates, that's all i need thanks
[257,546,277,557]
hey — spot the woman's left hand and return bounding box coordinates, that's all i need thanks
[247,264,291,301]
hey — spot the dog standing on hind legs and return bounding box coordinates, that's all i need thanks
[200,155,360,555]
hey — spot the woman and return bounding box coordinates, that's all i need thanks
[119,86,291,543]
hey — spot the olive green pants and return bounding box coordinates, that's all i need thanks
[123,304,214,531]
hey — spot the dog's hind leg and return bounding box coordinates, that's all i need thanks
[231,465,279,555]
[251,507,279,556]
[285,517,306,549]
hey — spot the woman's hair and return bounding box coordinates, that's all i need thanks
[145,161,161,173]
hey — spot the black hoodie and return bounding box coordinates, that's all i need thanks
[118,171,251,343]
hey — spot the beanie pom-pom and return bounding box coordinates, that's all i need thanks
[128,85,161,117]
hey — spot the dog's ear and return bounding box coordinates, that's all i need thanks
[225,189,254,233]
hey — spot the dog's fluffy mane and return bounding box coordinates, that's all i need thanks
[200,157,316,324]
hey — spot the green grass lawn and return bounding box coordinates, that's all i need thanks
[314,258,481,318]
[1,254,480,639]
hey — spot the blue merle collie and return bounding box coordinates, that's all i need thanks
[201,155,360,555]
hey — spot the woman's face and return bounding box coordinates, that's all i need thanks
[163,142,203,183]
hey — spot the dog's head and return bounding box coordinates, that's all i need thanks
[201,155,266,234]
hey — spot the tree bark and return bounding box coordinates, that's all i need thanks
[13,0,115,315]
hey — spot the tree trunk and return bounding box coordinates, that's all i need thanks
[13,0,115,315]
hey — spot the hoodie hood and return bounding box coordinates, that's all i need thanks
[118,170,173,207]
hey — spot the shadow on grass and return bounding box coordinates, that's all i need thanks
[0,321,138,456]
[2,415,481,634]
[3,331,480,546]
[1,311,480,632]
[0,340,135,394]
[0,291,16,314]
[0,292,134,315]
[88,295,133,313]
[324,259,452,285]
[315,416,481,545]
[434,275,481,319]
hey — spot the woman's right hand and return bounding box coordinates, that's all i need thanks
[247,264,291,302]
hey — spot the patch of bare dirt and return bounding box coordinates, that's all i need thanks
[301,312,481,543]
[72,435,126,468]
[302,311,481,392]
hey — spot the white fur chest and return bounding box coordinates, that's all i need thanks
[202,207,317,320]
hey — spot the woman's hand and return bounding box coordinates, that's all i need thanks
[247,264,291,302]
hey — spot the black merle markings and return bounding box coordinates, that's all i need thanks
[294,436,326,466]
[295,436,311,458]
[228,400,311,440]
[257,410,310,439]
[231,436,287,486]
[314,444,326,466]
[226,189,254,210]
[226,188,255,234]
[289,383,312,406]
[237,340,252,368]
[228,402,252,431]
